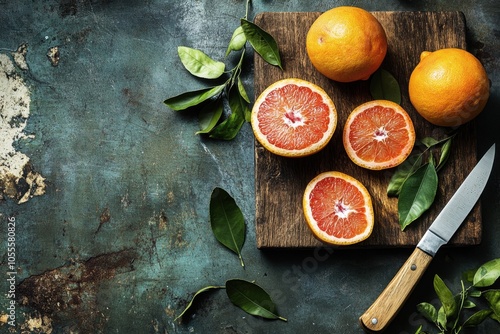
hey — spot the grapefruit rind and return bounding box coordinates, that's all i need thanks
[343,100,416,170]
[305,6,388,83]
[303,171,374,246]
[251,78,337,157]
[408,48,490,127]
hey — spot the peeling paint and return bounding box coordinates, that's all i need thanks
[158,211,168,231]
[12,43,29,71]
[46,46,60,67]
[95,207,111,235]
[0,312,53,333]
[23,314,53,334]
[17,249,136,332]
[0,48,46,204]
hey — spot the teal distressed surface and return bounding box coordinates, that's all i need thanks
[0,0,499,333]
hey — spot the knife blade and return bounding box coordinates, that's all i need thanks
[359,143,496,332]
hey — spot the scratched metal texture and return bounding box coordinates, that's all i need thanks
[0,0,499,333]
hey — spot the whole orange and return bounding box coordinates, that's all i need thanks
[408,48,490,127]
[306,6,387,83]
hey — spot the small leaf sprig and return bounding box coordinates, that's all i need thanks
[174,279,287,322]
[415,258,500,334]
[174,187,287,323]
[164,0,282,140]
[387,133,456,230]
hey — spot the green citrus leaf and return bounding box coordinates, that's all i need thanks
[463,309,493,327]
[225,279,287,321]
[398,162,438,230]
[469,290,482,298]
[228,84,250,120]
[463,299,476,309]
[420,133,456,149]
[434,275,458,320]
[484,290,500,322]
[420,136,440,148]
[178,46,225,79]
[473,258,500,287]
[417,302,438,323]
[240,18,282,69]
[209,187,245,266]
[226,26,247,56]
[436,137,453,171]
[437,306,447,329]
[196,98,224,135]
[369,69,401,104]
[414,325,428,334]
[237,76,250,104]
[236,77,251,121]
[387,154,423,197]
[174,285,225,321]
[209,112,245,140]
[164,85,225,111]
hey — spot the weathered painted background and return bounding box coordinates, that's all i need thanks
[1,1,499,333]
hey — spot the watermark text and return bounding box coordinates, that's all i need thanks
[5,216,17,327]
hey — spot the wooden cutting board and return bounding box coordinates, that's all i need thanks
[254,11,481,248]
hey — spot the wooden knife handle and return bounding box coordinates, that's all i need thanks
[359,248,433,332]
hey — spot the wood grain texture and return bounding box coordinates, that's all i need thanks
[254,11,481,248]
[359,248,433,331]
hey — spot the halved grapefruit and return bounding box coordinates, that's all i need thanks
[343,100,416,170]
[303,171,374,245]
[251,78,337,157]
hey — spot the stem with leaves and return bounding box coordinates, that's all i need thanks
[387,132,457,230]
[164,0,282,140]
[415,258,500,334]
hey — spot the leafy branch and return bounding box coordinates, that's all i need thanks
[415,258,500,333]
[164,0,282,140]
[387,132,456,230]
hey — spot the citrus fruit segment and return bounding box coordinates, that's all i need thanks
[303,171,374,245]
[408,48,490,127]
[343,100,416,170]
[251,78,337,157]
[306,6,387,82]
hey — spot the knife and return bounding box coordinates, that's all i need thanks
[359,143,496,332]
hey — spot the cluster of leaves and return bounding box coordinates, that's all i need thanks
[175,187,287,322]
[164,0,282,140]
[387,134,455,230]
[416,258,500,333]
